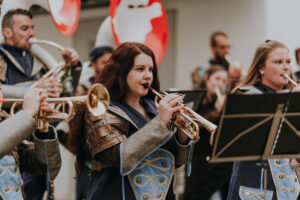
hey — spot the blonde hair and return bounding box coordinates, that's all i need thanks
[232,40,295,93]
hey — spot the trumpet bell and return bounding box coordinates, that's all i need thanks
[87,83,110,116]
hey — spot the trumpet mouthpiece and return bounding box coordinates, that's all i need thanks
[29,38,37,44]
[142,83,150,89]
[283,73,289,79]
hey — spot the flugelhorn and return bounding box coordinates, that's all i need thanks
[1,83,109,129]
[143,84,217,143]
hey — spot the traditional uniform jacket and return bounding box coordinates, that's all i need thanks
[85,97,193,200]
[0,110,61,200]
[227,84,300,200]
[0,44,82,95]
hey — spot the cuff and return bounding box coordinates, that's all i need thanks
[33,126,61,180]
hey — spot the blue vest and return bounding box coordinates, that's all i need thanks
[127,148,174,200]
[239,158,299,200]
[0,154,23,200]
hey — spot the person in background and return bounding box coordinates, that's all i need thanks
[184,65,231,200]
[76,46,113,96]
[209,31,242,89]
[293,47,300,81]
[0,87,61,200]
[229,40,300,200]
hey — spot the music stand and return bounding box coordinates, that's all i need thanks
[210,92,300,163]
[209,92,300,199]
[166,90,206,111]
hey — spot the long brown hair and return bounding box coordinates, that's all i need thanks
[232,40,295,93]
[68,42,160,158]
[94,42,160,100]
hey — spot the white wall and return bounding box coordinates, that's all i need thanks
[266,0,300,71]
[162,0,267,89]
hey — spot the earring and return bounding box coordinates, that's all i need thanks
[260,71,264,75]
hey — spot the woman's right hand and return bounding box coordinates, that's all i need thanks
[214,94,225,112]
[157,93,184,125]
[23,88,48,117]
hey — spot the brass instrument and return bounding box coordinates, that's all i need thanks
[144,84,217,143]
[283,73,298,87]
[5,83,109,129]
[214,87,223,100]
[29,38,67,88]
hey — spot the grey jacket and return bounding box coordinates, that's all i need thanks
[0,110,61,179]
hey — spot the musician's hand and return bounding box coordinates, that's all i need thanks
[228,65,242,86]
[157,93,184,125]
[175,114,189,145]
[34,77,62,98]
[23,88,47,117]
[62,48,79,66]
[292,86,300,93]
[37,102,54,132]
[214,94,225,112]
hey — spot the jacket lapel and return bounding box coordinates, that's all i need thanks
[31,56,43,76]
[108,105,139,129]
[0,48,26,75]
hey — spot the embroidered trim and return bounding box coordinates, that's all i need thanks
[141,191,164,200]
[0,163,18,176]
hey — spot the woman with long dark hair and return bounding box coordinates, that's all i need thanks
[68,42,192,200]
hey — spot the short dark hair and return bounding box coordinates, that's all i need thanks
[210,31,228,47]
[295,48,300,63]
[2,9,32,31]
[89,46,113,62]
[95,42,160,101]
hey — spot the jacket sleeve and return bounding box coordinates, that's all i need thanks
[1,85,29,109]
[18,126,61,180]
[0,110,36,158]
[88,113,175,174]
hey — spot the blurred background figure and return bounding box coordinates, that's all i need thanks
[209,31,242,89]
[191,66,205,90]
[183,65,232,200]
[76,46,113,96]
[294,47,300,81]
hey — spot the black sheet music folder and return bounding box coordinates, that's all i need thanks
[210,92,300,163]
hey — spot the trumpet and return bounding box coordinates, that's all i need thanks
[143,84,217,143]
[1,83,109,129]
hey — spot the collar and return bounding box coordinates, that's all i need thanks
[2,43,29,56]
[110,97,157,129]
[254,83,277,94]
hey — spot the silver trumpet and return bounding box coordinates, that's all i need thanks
[144,84,217,143]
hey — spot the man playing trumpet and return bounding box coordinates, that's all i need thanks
[209,31,243,89]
